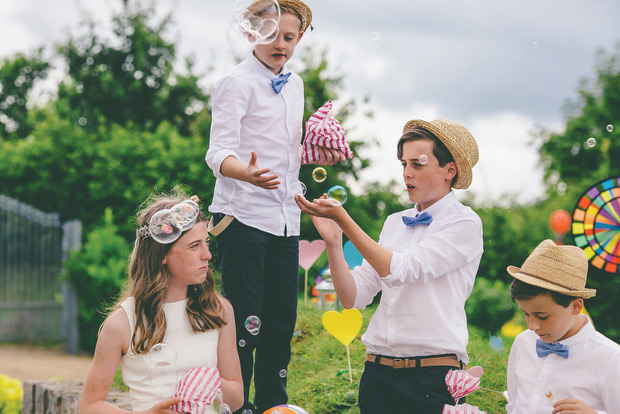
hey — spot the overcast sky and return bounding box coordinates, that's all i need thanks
[2,0,620,205]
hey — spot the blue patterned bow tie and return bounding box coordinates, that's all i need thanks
[536,339,569,358]
[402,211,433,227]
[271,72,292,94]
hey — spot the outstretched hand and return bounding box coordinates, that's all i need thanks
[295,194,344,245]
[246,151,280,189]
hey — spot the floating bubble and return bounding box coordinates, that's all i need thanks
[607,124,614,133]
[279,369,288,378]
[238,339,246,347]
[217,404,233,414]
[290,181,307,197]
[148,343,178,367]
[149,209,182,244]
[418,154,428,165]
[586,137,596,148]
[227,0,281,55]
[312,167,327,182]
[245,315,261,335]
[571,143,580,155]
[241,409,253,414]
[532,41,539,49]
[370,31,382,48]
[327,185,348,206]
[489,335,504,353]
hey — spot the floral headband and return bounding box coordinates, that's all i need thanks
[136,196,201,244]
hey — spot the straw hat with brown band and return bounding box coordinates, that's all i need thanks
[507,239,597,299]
[402,119,479,190]
[249,0,313,32]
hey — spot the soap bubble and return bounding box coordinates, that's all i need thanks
[418,154,428,165]
[312,167,327,182]
[238,339,246,347]
[607,124,614,133]
[327,185,348,206]
[571,143,580,155]
[241,410,253,414]
[245,315,261,335]
[290,181,307,197]
[228,0,280,54]
[279,369,287,378]
[149,209,182,244]
[586,137,596,148]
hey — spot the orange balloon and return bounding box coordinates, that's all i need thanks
[549,209,571,234]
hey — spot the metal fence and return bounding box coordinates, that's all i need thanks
[0,195,79,352]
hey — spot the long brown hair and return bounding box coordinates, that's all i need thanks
[115,189,226,354]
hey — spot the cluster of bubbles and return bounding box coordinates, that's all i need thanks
[578,124,614,151]
[227,0,280,55]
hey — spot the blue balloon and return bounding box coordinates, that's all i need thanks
[489,335,504,353]
[343,240,363,269]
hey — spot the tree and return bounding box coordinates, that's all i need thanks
[0,49,50,140]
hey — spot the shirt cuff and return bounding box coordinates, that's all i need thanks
[210,150,238,179]
[381,252,405,288]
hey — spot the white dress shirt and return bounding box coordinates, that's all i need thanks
[206,52,304,236]
[506,316,620,414]
[352,191,483,363]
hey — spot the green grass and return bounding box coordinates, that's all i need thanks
[112,300,512,413]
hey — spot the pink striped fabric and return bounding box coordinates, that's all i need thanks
[302,101,354,164]
[171,367,221,414]
[445,369,481,402]
[442,403,487,414]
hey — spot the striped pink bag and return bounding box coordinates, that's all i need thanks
[445,369,481,402]
[302,101,354,164]
[171,367,221,414]
[442,403,487,414]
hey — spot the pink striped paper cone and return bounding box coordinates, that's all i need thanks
[302,101,354,164]
[442,403,487,414]
[445,369,481,403]
[172,367,221,414]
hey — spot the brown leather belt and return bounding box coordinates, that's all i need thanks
[366,354,465,369]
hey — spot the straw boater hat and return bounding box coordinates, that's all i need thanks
[249,0,313,32]
[402,119,479,190]
[507,239,597,299]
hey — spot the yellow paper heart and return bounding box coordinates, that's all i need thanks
[322,308,363,346]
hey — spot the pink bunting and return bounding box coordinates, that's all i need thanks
[302,101,354,164]
[445,369,481,402]
[171,367,221,414]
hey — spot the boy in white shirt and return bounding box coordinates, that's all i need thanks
[205,1,344,413]
[295,118,483,413]
[506,239,620,414]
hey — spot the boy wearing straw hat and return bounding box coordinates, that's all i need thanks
[506,239,620,414]
[295,119,483,413]
[206,1,346,413]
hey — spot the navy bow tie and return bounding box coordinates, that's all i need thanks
[271,72,292,94]
[536,339,569,358]
[402,211,433,227]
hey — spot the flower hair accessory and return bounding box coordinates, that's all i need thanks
[136,197,200,244]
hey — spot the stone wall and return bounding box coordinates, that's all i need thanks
[22,380,132,414]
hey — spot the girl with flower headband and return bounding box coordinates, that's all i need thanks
[79,190,243,414]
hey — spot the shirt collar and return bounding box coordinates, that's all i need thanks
[558,314,595,349]
[248,52,290,80]
[414,191,456,217]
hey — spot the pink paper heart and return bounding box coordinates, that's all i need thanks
[299,240,326,270]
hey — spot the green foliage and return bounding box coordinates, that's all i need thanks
[0,373,22,414]
[466,277,518,334]
[63,208,131,352]
[0,49,50,140]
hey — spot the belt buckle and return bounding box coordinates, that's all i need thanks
[392,358,402,368]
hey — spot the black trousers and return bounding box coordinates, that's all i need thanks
[214,215,299,414]
[358,361,463,413]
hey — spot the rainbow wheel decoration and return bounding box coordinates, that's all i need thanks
[571,177,620,274]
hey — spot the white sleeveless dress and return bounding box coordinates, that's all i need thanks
[120,297,219,413]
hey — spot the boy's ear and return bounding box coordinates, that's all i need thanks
[571,298,584,315]
[445,161,457,181]
[297,31,304,42]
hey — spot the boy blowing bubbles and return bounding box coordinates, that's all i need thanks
[507,240,620,414]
